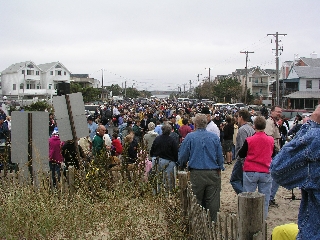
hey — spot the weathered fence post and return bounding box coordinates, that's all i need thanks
[177,171,188,217]
[68,166,75,195]
[237,192,265,240]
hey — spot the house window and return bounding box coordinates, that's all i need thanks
[306,80,312,89]
[48,84,52,89]
[13,84,16,90]
[27,83,35,89]
[37,85,41,89]
[36,71,39,75]
[22,70,25,74]
[27,64,34,68]
[57,71,62,75]
[56,65,61,68]
[50,71,53,75]
[27,70,34,75]
[64,71,66,75]
[20,84,24,89]
[249,78,252,82]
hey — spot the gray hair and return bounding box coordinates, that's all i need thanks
[161,123,172,135]
[148,122,155,130]
[194,113,207,129]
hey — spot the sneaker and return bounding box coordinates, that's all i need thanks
[269,199,279,207]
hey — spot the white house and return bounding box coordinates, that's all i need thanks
[1,61,71,102]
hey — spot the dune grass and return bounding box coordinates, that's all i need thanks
[0,164,187,239]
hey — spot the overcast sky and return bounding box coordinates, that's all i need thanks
[1,0,319,91]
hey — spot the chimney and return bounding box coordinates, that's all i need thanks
[311,51,317,59]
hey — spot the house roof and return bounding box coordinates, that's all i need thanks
[284,91,320,99]
[71,74,89,78]
[37,62,60,72]
[37,61,71,73]
[300,57,320,67]
[293,66,320,78]
[1,61,32,74]
[248,66,270,76]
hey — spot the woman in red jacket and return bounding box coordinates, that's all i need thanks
[238,116,275,220]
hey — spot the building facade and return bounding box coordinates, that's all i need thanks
[1,61,71,102]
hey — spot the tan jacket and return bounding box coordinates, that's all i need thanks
[264,117,281,152]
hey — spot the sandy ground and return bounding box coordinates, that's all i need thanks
[220,162,300,238]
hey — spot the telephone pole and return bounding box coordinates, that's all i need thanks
[197,73,202,82]
[240,51,254,104]
[267,32,287,106]
[205,68,211,82]
[101,69,104,101]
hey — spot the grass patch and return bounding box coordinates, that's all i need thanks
[0,173,187,239]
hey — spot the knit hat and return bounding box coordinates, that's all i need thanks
[52,127,59,135]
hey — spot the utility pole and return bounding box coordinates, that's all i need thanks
[124,81,127,98]
[197,73,202,83]
[240,51,254,104]
[189,80,192,91]
[267,32,287,106]
[182,84,187,95]
[101,69,104,101]
[205,68,211,82]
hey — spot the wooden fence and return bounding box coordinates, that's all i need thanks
[177,171,267,240]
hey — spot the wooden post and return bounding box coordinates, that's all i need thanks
[177,171,188,217]
[68,166,75,195]
[237,192,265,240]
[28,113,33,184]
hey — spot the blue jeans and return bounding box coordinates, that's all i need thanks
[49,161,61,187]
[270,179,280,201]
[152,157,176,192]
[243,171,272,219]
[230,160,243,194]
[232,144,235,160]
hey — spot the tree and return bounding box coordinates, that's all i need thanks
[82,87,101,103]
[125,87,140,99]
[70,82,100,103]
[213,77,242,103]
[24,100,52,111]
[105,84,122,96]
[70,82,83,93]
[194,81,215,99]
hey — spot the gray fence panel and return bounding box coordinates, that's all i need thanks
[11,112,29,165]
[31,112,49,172]
[53,95,73,141]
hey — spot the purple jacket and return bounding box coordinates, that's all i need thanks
[49,136,63,164]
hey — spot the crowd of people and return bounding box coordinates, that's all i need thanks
[2,97,316,239]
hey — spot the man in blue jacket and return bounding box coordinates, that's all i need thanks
[271,105,320,239]
[178,113,224,222]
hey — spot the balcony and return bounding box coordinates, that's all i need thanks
[252,82,268,87]
[20,89,56,96]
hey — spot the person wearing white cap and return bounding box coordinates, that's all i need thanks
[201,107,220,137]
